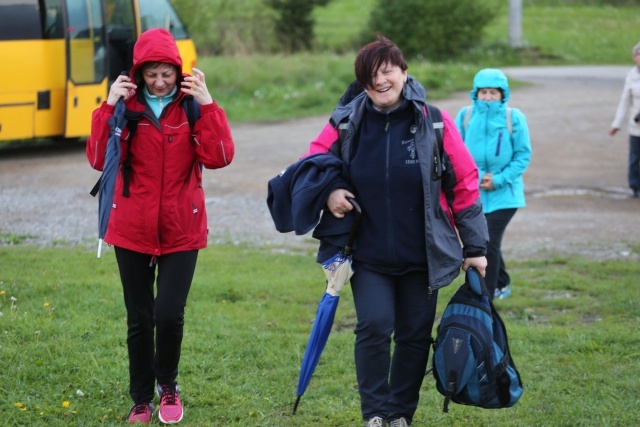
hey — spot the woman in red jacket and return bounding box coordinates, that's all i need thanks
[87,28,234,424]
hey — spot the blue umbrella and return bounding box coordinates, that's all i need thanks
[92,98,127,258]
[293,198,362,415]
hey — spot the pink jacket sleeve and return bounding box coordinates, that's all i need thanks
[302,122,339,158]
[439,109,481,215]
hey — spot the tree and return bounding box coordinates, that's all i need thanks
[267,0,331,52]
[367,0,498,61]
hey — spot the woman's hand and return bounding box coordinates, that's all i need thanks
[462,256,487,277]
[327,189,356,218]
[480,172,494,190]
[181,67,213,105]
[107,75,137,106]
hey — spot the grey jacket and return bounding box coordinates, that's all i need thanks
[311,76,488,290]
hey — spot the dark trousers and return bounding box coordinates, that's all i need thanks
[114,247,198,403]
[350,267,438,423]
[485,208,517,298]
[628,135,640,191]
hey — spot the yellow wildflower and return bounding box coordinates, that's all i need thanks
[14,402,23,408]
[44,302,50,307]
[62,401,70,408]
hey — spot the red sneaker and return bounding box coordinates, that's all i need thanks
[128,402,153,424]
[156,383,183,424]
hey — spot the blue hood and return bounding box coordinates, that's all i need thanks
[470,68,510,102]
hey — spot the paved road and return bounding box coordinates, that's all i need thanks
[1,65,638,260]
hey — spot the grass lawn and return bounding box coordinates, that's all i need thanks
[1,245,639,426]
[2,2,640,426]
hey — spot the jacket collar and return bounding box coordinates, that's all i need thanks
[330,75,427,127]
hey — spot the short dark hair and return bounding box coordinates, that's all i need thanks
[354,34,408,89]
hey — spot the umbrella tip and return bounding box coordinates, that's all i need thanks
[292,395,301,415]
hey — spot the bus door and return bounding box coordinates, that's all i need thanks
[64,0,108,138]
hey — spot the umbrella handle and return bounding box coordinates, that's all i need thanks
[344,197,362,256]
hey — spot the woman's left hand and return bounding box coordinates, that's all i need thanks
[480,173,494,190]
[462,256,487,277]
[181,67,214,105]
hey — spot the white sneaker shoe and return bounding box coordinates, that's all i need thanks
[390,417,410,427]
[365,416,388,427]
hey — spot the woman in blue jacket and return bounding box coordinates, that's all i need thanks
[455,68,532,300]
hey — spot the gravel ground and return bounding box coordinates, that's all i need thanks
[1,65,639,260]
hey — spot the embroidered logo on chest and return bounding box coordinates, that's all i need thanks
[402,139,418,164]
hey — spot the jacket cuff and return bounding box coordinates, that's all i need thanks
[199,101,220,114]
[463,247,486,258]
[101,101,115,113]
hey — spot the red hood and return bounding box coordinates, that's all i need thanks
[130,28,183,81]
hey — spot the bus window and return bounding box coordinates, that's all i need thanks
[0,0,43,40]
[67,0,107,84]
[139,0,188,40]
[105,0,136,81]
[42,0,64,39]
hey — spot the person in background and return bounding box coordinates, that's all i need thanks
[455,68,532,300]
[609,41,640,197]
[87,28,234,424]
[271,34,488,427]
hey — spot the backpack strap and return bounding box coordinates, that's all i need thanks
[463,105,472,131]
[463,105,512,134]
[121,110,143,197]
[183,96,200,135]
[426,104,445,180]
[89,176,101,197]
[183,97,203,174]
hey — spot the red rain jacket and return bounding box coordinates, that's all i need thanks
[87,28,234,256]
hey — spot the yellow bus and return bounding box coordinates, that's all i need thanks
[0,0,197,143]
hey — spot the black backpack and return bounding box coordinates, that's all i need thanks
[431,267,524,412]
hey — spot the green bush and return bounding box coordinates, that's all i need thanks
[365,0,501,61]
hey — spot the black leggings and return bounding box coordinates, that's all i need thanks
[484,208,517,299]
[114,247,198,403]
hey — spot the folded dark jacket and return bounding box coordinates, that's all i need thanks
[267,153,351,235]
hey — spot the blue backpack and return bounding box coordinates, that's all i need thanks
[432,268,524,412]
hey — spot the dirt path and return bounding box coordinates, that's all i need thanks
[1,65,638,260]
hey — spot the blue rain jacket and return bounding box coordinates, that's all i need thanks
[454,68,532,214]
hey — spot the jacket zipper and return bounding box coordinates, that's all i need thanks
[384,114,394,263]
